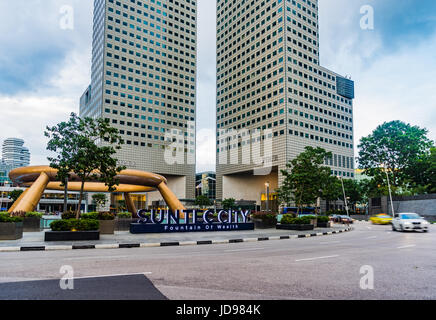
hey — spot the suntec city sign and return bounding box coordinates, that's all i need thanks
[130,210,254,234]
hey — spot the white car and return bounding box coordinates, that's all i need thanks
[392,213,430,232]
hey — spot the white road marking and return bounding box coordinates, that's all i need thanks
[224,248,265,253]
[295,255,339,262]
[397,245,416,249]
[366,236,377,239]
[0,272,153,284]
[71,272,153,280]
[63,255,129,261]
[319,241,340,245]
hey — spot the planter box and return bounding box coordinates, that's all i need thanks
[316,221,332,228]
[45,231,100,241]
[252,218,277,229]
[99,220,115,235]
[276,223,314,231]
[0,222,23,240]
[23,217,42,232]
[116,218,136,231]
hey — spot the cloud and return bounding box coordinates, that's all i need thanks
[318,0,436,147]
[0,0,434,175]
[0,49,91,165]
[195,128,216,173]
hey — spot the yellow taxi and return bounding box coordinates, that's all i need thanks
[369,214,393,225]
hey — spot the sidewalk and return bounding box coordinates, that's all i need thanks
[0,225,353,252]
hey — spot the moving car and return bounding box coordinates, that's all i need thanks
[338,215,353,224]
[392,213,430,232]
[369,214,393,225]
[329,215,353,224]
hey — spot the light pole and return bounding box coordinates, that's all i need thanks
[265,182,270,213]
[0,190,4,212]
[381,163,395,217]
[337,176,349,216]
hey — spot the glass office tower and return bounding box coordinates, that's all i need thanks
[80,0,197,202]
[216,0,355,204]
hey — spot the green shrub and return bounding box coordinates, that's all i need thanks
[80,219,99,231]
[82,212,114,220]
[81,212,99,220]
[317,216,330,223]
[25,212,43,219]
[97,212,115,221]
[251,212,277,224]
[280,214,295,225]
[117,212,133,219]
[50,220,71,231]
[62,211,77,220]
[281,215,314,225]
[50,219,99,232]
[0,213,23,223]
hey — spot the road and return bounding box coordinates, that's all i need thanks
[0,222,435,300]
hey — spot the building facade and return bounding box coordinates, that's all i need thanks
[216,0,355,205]
[80,0,197,202]
[195,171,216,200]
[0,138,30,186]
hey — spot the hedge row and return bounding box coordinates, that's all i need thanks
[50,219,99,232]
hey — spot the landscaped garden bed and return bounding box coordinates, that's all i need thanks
[45,213,100,241]
[276,215,314,231]
[82,212,115,235]
[0,214,24,240]
[250,212,277,229]
[315,215,332,228]
[23,212,43,232]
[116,212,136,231]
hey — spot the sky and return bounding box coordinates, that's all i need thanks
[0,0,435,173]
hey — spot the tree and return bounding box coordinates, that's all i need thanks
[277,147,333,215]
[46,113,126,219]
[222,198,236,210]
[195,195,212,209]
[92,193,108,211]
[405,147,436,194]
[342,179,363,211]
[45,113,82,212]
[8,189,24,207]
[117,200,127,212]
[358,121,433,189]
[321,176,342,211]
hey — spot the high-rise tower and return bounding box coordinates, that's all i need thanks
[216,0,355,204]
[80,0,197,202]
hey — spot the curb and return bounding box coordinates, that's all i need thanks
[0,227,353,253]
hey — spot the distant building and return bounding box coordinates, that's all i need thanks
[0,138,30,186]
[2,138,30,167]
[355,169,370,182]
[195,172,216,200]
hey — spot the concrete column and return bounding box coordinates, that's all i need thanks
[10,172,50,213]
[124,193,138,218]
[157,181,186,213]
[8,188,29,213]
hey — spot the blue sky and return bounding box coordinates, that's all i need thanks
[0,0,435,172]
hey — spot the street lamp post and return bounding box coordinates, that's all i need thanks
[381,163,395,217]
[338,176,349,216]
[265,182,270,213]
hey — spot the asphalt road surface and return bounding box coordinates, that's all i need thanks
[0,222,434,300]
